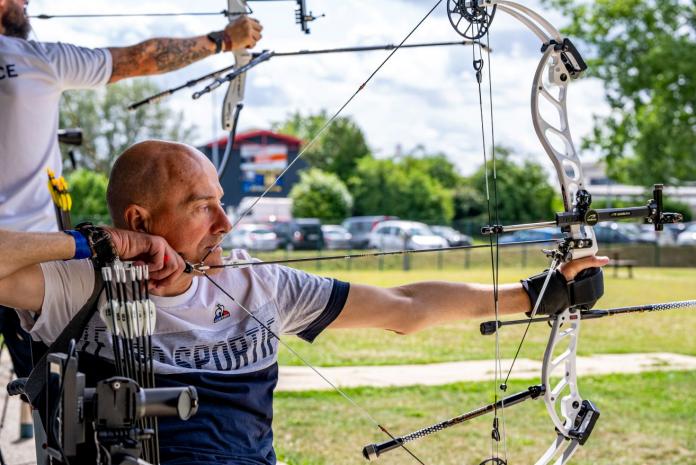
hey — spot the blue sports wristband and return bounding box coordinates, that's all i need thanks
[64,230,92,260]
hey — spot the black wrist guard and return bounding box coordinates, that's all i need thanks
[522,267,604,317]
[74,222,118,267]
[207,31,224,54]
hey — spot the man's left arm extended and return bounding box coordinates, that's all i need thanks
[330,255,609,334]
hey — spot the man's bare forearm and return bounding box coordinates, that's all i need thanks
[395,281,530,333]
[109,35,215,83]
[0,230,74,280]
[334,281,531,335]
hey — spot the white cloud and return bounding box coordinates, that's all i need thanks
[29,0,610,176]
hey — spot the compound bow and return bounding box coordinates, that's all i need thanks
[182,1,684,464]
[362,2,682,465]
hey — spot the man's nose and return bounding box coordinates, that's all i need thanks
[213,205,232,235]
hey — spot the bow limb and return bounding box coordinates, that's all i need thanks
[491,2,598,462]
[218,0,252,179]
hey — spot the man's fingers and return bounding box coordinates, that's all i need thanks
[559,255,610,281]
[148,247,185,289]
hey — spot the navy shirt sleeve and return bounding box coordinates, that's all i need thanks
[297,279,350,343]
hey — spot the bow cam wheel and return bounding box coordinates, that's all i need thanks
[447,0,497,40]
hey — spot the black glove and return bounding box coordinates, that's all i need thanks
[522,267,604,316]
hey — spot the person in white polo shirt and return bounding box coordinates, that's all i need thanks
[0,0,261,440]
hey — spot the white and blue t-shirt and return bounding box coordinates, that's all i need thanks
[20,250,349,465]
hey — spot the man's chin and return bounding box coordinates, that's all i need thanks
[201,246,225,274]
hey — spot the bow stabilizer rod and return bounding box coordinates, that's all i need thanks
[480,299,696,335]
[31,0,322,34]
[362,385,545,461]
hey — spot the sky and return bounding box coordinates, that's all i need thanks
[27,0,610,176]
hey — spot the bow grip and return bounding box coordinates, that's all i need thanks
[569,267,604,310]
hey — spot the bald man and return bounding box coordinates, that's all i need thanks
[0,140,608,465]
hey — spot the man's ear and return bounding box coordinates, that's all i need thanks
[122,204,151,233]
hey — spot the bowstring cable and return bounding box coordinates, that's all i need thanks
[484,26,508,465]
[470,10,507,463]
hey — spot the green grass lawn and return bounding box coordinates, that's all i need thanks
[277,267,696,366]
[274,371,696,465]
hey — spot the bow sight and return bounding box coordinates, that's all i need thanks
[482,184,684,257]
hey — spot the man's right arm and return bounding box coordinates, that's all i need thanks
[0,230,75,312]
[0,228,186,313]
[108,16,262,83]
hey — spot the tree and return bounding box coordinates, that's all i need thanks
[289,169,353,223]
[272,111,371,179]
[59,79,197,173]
[400,152,464,189]
[66,169,110,225]
[544,0,696,185]
[463,147,556,224]
[348,157,454,224]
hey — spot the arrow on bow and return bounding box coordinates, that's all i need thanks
[30,0,321,34]
[127,40,489,112]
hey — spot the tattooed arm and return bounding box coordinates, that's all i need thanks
[108,16,262,83]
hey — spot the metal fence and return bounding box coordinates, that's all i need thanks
[247,243,696,272]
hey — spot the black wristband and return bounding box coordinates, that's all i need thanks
[569,267,604,309]
[74,222,118,267]
[522,267,605,317]
[207,31,224,54]
[522,269,570,317]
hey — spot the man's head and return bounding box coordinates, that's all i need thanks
[107,140,231,266]
[0,0,30,39]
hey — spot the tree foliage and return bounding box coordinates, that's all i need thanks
[290,169,353,223]
[272,111,370,180]
[463,148,557,224]
[400,152,463,189]
[348,157,455,224]
[275,112,560,227]
[66,169,110,225]
[545,0,696,185]
[59,79,197,174]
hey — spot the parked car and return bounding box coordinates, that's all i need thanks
[664,222,688,241]
[321,225,352,250]
[270,218,324,250]
[638,224,676,246]
[430,225,473,247]
[223,224,278,251]
[677,223,696,246]
[593,222,642,244]
[342,216,398,249]
[368,220,447,251]
[498,227,563,244]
